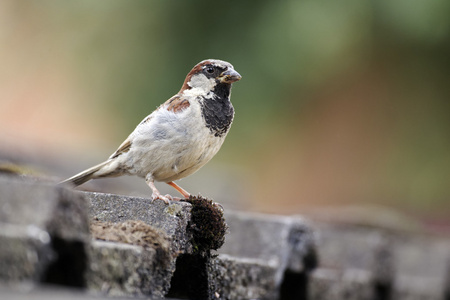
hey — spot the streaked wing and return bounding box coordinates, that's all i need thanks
[109,138,132,159]
[108,94,189,160]
[165,95,190,113]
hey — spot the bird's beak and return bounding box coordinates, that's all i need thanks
[219,69,242,84]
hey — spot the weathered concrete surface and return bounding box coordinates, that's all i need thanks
[87,240,173,299]
[87,220,174,298]
[0,224,54,282]
[0,285,107,300]
[167,253,279,300]
[85,193,197,299]
[184,210,316,299]
[86,192,235,299]
[0,175,89,286]
[219,211,317,284]
[0,176,89,240]
[391,234,450,300]
[0,177,185,298]
[0,283,167,299]
[207,254,280,300]
[85,192,193,254]
[312,222,391,277]
[165,210,317,300]
[312,220,450,300]
[2,174,449,299]
[309,268,373,300]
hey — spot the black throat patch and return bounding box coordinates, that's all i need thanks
[200,83,235,137]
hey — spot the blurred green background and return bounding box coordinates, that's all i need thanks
[1,1,449,227]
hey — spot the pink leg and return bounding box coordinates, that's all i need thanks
[145,175,171,204]
[167,181,190,199]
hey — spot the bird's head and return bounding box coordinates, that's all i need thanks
[180,59,241,97]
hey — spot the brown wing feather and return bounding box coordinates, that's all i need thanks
[165,95,190,113]
[110,138,132,159]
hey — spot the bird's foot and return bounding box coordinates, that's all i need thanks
[151,193,182,204]
[151,192,171,204]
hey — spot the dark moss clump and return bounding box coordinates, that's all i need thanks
[181,195,228,255]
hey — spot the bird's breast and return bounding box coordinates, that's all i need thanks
[123,102,226,182]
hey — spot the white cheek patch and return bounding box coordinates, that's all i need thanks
[187,73,216,91]
[183,73,217,99]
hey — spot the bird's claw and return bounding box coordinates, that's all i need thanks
[151,193,182,204]
[151,193,171,204]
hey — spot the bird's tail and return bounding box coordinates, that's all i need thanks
[60,160,112,186]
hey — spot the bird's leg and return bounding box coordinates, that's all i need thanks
[145,174,171,204]
[167,181,191,199]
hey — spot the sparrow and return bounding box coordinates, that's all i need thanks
[61,59,241,203]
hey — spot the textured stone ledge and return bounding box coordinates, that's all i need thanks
[312,221,450,300]
[1,174,449,300]
[207,254,280,300]
[0,284,121,300]
[220,210,317,273]
[216,210,317,298]
[86,192,193,255]
[87,240,173,298]
[309,268,373,300]
[0,175,89,287]
[0,175,317,299]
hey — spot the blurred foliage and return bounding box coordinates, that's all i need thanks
[1,0,450,221]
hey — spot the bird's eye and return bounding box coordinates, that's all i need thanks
[205,67,214,74]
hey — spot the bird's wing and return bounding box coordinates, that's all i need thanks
[109,138,132,159]
[108,94,190,160]
[164,95,190,113]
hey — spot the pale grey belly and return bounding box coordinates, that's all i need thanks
[121,127,224,182]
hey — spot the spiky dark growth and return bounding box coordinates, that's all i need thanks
[181,195,228,255]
